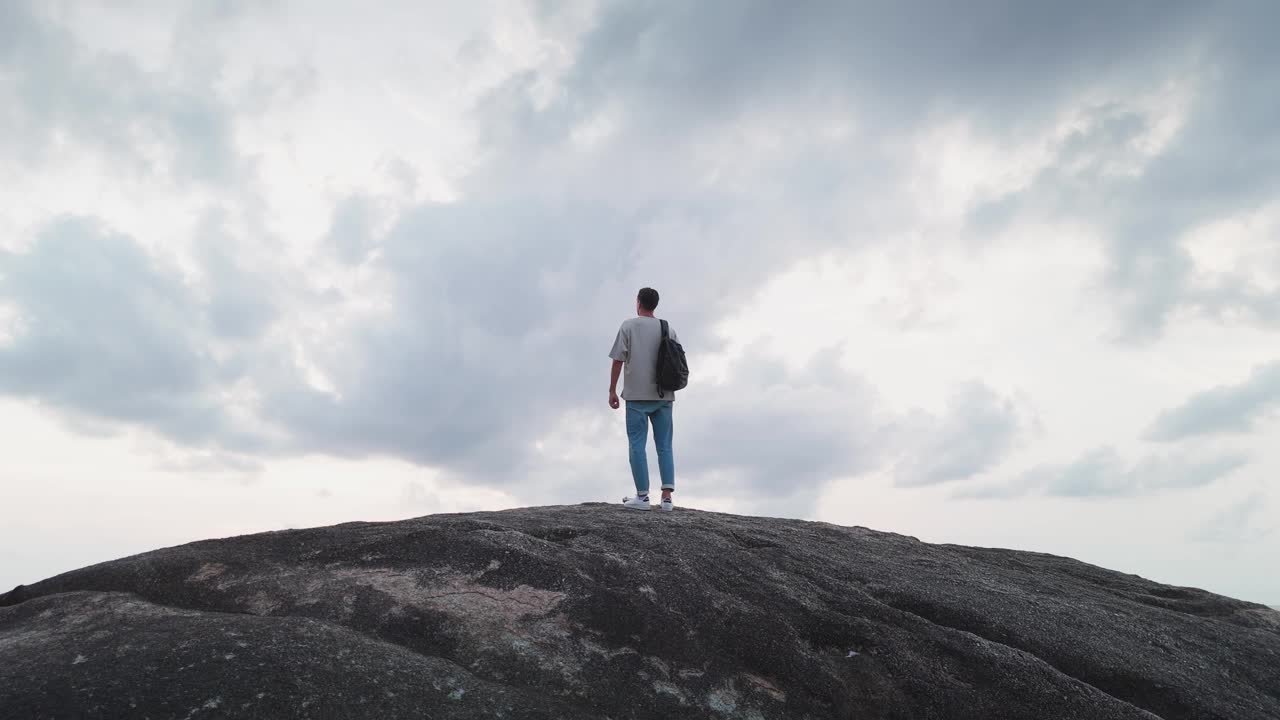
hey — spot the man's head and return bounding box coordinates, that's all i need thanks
[637,287,659,315]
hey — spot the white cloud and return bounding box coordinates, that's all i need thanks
[957,446,1250,499]
[892,382,1036,488]
[1189,491,1277,545]
[1147,362,1280,441]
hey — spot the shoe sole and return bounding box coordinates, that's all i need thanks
[622,504,651,511]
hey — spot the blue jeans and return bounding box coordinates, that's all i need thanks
[626,401,674,495]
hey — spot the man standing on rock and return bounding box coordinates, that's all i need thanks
[609,287,680,511]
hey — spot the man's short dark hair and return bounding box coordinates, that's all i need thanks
[638,287,660,312]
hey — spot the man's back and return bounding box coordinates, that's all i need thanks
[610,316,679,401]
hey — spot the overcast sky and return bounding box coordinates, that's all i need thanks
[1,1,1277,604]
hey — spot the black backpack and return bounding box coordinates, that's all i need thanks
[656,319,689,398]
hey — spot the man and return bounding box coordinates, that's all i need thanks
[608,287,678,511]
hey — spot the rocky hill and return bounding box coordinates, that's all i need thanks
[2,504,1277,719]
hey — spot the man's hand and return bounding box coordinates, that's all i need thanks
[609,359,624,410]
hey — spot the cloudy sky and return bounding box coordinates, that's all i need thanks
[1,1,1277,604]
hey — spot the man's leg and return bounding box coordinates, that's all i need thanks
[651,401,675,500]
[625,402,651,497]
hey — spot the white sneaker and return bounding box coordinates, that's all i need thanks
[660,497,674,512]
[622,495,652,511]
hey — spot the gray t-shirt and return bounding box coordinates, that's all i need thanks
[609,316,680,401]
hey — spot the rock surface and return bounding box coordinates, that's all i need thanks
[2,504,1278,719]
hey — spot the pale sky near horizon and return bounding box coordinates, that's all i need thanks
[1,1,1278,604]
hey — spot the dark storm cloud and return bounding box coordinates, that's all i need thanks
[1146,361,1280,441]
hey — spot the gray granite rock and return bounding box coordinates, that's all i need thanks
[2,504,1277,719]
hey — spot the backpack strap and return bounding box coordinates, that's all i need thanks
[658,319,669,398]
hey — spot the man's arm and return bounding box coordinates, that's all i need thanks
[609,360,623,409]
[608,324,628,409]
